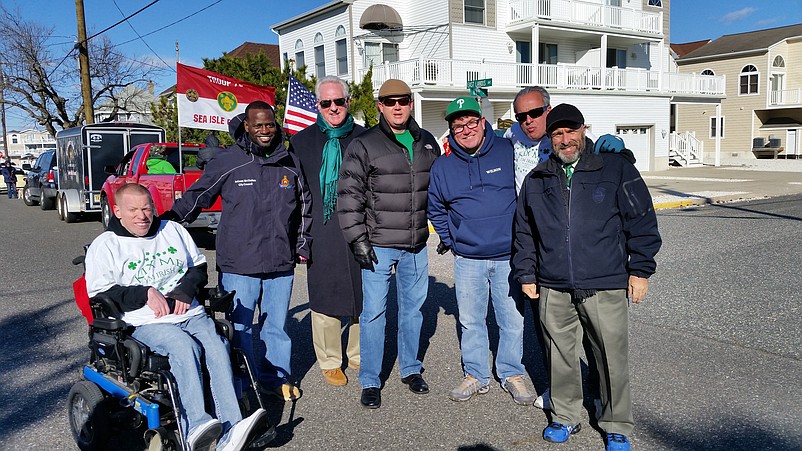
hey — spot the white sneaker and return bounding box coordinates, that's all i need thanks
[219,408,267,451]
[187,418,222,451]
[534,388,551,410]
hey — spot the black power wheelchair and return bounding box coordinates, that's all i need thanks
[67,257,276,451]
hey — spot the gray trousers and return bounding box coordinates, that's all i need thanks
[540,287,634,435]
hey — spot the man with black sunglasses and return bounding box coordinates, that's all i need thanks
[289,76,365,388]
[337,79,440,409]
[504,86,553,194]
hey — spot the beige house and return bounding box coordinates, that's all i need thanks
[675,23,802,160]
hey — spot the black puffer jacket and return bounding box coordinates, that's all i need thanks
[337,114,440,249]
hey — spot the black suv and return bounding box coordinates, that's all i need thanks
[22,149,58,209]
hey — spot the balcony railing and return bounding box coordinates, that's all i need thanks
[770,89,802,106]
[360,58,725,97]
[509,0,662,35]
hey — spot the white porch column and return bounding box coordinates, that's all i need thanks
[413,91,423,127]
[531,24,540,68]
[600,34,608,89]
[715,102,721,166]
[658,40,664,91]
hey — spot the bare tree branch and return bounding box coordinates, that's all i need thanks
[0,5,166,136]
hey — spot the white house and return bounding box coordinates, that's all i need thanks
[93,82,158,125]
[273,0,725,171]
[1,129,56,164]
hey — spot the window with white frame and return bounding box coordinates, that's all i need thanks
[364,42,398,67]
[539,43,557,64]
[315,45,325,78]
[314,34,325,78]
[294,39,305,69]
[710,116,725,139]
[739,65,759,95]
[464,0,485,25]
[335,26,348,75]
[701,69,715,76]
[606,48,627,68]
[773,55,785,68]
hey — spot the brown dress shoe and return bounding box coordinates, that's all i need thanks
[322,368,347,386]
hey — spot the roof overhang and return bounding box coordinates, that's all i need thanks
[759,117,802,129]
[677,48,766,65]
[272,0,353,31]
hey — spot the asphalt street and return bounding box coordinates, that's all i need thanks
[0,182,800,450]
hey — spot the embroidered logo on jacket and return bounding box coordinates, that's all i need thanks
[593,186,607,204]
[279,175,293,189]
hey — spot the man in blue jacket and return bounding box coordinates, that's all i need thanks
[513,103,661,451]
[166,101,312,402]
[428,96,535,406]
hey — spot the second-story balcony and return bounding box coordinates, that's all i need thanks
[360,58,725,97]
[770,89,802,106]
[509,0,662,36]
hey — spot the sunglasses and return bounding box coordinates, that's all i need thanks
[319,97,347,108]
[380,96,411,107]
[514,106,547,123]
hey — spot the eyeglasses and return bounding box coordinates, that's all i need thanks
[451,118,481,134]
[319,97,347,108]
[514,106,548,123]
[380,96,411,107]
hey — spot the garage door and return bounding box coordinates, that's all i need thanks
[616,127,650,172]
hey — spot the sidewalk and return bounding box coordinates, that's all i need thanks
[646,159,802,209]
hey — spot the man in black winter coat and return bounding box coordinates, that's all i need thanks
[289,76,365,387]
[337,79,440,409]
[513,104,661,451]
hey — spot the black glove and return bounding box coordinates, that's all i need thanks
[158,210,181,223]
[436,240,451,255]
[350,238,378,271]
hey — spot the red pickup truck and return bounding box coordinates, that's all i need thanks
[100,142,222,230]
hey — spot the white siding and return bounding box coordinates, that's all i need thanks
[451,25,514,62]
[550,94,670,169]
[278,7,352,80]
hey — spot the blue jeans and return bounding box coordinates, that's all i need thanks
[6,182,16,198]
[359,246,429,389]
[131,313,242,441]
[453,255,525,385]
[222,271,294,389]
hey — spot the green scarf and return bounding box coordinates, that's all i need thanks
[317,113,354,223]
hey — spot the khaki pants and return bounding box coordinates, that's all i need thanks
[311,311,360,370]
[540,288,633,435]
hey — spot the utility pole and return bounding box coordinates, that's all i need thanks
[75,0,94,124]
[0,61,9,160]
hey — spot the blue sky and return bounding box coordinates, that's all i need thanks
[5,0,802,129]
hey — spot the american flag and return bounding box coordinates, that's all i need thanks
[283,75,318,134]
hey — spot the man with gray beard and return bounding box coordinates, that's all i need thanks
[512,104,661,451]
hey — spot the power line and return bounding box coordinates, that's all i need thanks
[116,0,224,47]
[78,0,161,46]
[111,0,173,71]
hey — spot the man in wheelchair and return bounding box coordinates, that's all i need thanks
[84,183,267,451]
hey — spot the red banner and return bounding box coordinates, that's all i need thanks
[176,63,276,132]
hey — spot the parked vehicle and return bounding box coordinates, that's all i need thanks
[100,142,222,229]
[55,123,165,223]
[22,149,58,209]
